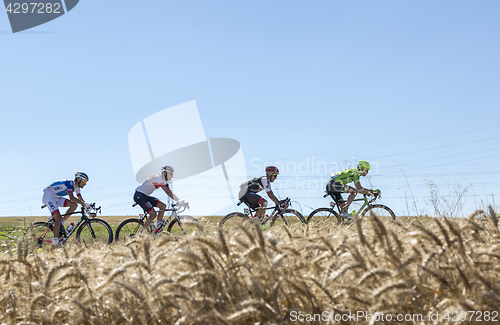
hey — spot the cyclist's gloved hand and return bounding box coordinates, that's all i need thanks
[84,202,92,209]
[176,200,186,207]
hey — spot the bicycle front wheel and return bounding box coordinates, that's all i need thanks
[270,209,306,228]
[28,222,54,247]
[76,219,113,244]
[361,204,396,220]
[167,215,199,235]
[114,218,144,242]
[219,212,251,229]
[307,207,340,225]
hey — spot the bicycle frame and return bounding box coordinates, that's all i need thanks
[324,192,378,217]
[238,198,291,225]
[38,203,104,245]
[134,202,189,234]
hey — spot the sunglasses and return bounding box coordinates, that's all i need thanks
[80,180,87,185]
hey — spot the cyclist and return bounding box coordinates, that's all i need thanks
[42,172,90,246]
[134,165,187,234]
[239,166,284,223]
[326,161,375,219]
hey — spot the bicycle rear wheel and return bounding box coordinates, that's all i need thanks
[361,204,396,220]
[307,207,340,225]
[167,215,199,235]
[76,219,113,244]
[270,209,306,228]
[28,222,54,247]
[219,212,251,229]
[114,218,144,242]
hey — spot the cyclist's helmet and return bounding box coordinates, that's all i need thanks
[161,165,174,180]
[265,166,279,176]
[357,161,371,172]
[75,172,89,182]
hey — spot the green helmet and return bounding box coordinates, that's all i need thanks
[357,160,371,172]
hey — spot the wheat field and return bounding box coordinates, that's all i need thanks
[0,209,499,324]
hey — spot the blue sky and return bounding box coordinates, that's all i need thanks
[1,0,499,217]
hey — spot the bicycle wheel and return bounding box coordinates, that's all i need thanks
[219,212,251,229]
[270,209,306,228]
[28,222,54,247]
[114,218,144,242]
[307,207,340,225]
[361,204,396,220]
[166,215,199,235]
[76,219,113,244]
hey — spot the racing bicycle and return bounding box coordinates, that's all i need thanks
[219,197,306,228]
[307,190,396,225]
[114,202,199,241]
[28,203,113,247]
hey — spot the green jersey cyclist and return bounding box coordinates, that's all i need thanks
[326,161,375,219]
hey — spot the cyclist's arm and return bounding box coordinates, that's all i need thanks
[354,182,373,195]
[68,191,85,205]
[267,190,281,206]
[77,192,85,202]
[161,185,179,201]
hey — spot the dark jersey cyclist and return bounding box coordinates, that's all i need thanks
[326,160,375,219]
[239,166,283,222]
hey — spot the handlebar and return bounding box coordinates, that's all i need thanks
[275,197,291,212]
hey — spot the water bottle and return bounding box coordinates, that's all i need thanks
[244,208,249,214]
[263,214,271,223]
[350,210,356,217]
[67,223,75,233]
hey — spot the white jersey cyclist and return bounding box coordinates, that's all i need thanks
[135,174,170,196]
[133,165,188,232]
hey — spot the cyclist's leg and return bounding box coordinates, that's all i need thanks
[155,201,166,227]
[343,186,358,213]
[62,199,78,222]
[143,209,157,231]
[64,199,78,218]
[242,192,265,220]
[134,191,158,233]
[43,192,63,245]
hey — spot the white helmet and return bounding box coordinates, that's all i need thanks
[75,172,89,182]
[161,165,174,173]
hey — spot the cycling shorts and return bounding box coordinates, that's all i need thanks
[42,191,69,216]
[239,191,265,209]
[326,180,347,203]
[134,191,161,214]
